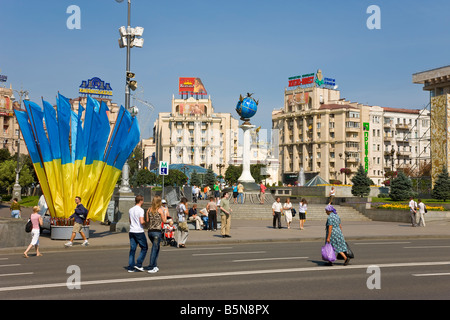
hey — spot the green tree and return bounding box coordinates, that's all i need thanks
[128,145,143,180]
[158,169,187,187]
[0,149,12,162]
[389,171,413,201]
[225,165,242,184]
[432,166,450,201]
[204,168,216,188]
[351,164,372,197]
[250,164,269,184]
[0,160,34,194]
[135,169,157,186]
[190,170,201,186]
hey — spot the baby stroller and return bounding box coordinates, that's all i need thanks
[162,219,177,247]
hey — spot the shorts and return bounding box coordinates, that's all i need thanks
[30,229,40,246]
[233,192,238,198]
[214,191,220,198]
[298,212,306,220]
[72,222,84,233]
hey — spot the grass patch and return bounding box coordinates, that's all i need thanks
[19,196,39,207]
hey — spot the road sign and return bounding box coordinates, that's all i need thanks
[159,161,169,175]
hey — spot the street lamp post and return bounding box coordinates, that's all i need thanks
[117,0,144,193]
[11,89,29,202]
[112,0,144,232]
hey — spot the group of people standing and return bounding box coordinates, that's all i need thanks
[271,197,307,230]
[128,191,234,273]
[408,197,427,227]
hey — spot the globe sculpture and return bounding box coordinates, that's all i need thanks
[236,93,258,123]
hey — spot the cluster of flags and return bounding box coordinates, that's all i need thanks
[14,93,140,222]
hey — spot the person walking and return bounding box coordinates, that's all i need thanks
[237,182,244,204]
[176,197,189,248]
[213,181,221,203]
[127,195,148,273]
[272,197,283,229]
[10,198,21,219]
[65,196,89,247]
[325,204,350,266]
[219,192,232,238]
[146,195,167,273]
[232,183,238,204]
[260,182,267,204]
[206,196,218,231]
[408,197,418,227]
[328,187,336,204]
[24,206,43,258]
[283,198,293,229]
[417,198,426,227]
[298,198,308,230]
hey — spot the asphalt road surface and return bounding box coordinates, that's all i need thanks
[1,239,450,304]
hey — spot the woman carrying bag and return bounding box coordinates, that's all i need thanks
[324,204,350,266]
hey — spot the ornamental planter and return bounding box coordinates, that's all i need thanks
[51,226,90,240]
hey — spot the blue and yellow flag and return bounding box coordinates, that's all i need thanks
[14,94,140,222]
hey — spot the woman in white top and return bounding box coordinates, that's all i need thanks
[283,198,293,229]
[298,198,307,230]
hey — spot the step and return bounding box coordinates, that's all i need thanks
[175,202,370,221]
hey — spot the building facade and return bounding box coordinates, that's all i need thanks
[272,75,430,186]
[153,95,239,175]
[0,85,27,156]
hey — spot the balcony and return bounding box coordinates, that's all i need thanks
[396,123,411,130]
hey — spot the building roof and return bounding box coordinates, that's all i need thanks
[304,175,329,187]
[382,107,421,114]
[319,104,357,110]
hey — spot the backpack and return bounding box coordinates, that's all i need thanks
[25,219,32,233]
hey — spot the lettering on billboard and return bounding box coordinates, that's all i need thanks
[363,122,370,172]
[289,70,336,89]
[79,77,113,97]
[179,77,207,95]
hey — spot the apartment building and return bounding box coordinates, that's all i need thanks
[153,95,239,175]
[0,85,27,156]
[272,80,430,185]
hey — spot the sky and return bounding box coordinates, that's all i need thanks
[2,0,450,139]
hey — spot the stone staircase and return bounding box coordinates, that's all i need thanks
[190,200,371,221]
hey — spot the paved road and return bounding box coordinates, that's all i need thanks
[1,239,450,303]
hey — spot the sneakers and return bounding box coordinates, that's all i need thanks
[134,266,144,272]
[148,267,159,273]
[64,240,89,247]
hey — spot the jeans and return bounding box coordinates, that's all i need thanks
[237,193,244,204]
[11,210,20,218]
[148,231,162,269]
[129,232,148,270]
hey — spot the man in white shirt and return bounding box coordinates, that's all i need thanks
[408,197,418,227]
[128,195,148,272]
[272,197,283,229]
[417,198,426,227]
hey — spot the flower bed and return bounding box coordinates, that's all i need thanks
[377,203,445,211]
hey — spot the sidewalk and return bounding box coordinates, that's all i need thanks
[2,214,450,254]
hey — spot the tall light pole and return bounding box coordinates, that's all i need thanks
[117,0,144,193]
[11,88,30,201]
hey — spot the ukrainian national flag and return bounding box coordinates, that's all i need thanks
[14,94,140,222]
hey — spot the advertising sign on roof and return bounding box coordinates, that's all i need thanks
[179,77,207,96]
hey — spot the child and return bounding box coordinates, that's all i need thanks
[164,219,177,246]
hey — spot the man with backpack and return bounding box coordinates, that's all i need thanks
[65,196,90,247]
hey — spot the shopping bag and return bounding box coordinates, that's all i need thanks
[337,241,355,260]
[321,243,336,262]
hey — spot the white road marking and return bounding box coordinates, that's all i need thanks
[0,264,20,268]
[404,246,450,249]
[233,257,309,262]
[1,261,449,293]
[192,251,266,256]
[0,272,33,277]
[412,272,450,277]
[354,242,411,245]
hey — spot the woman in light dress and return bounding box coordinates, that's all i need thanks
[283,198,293,229]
